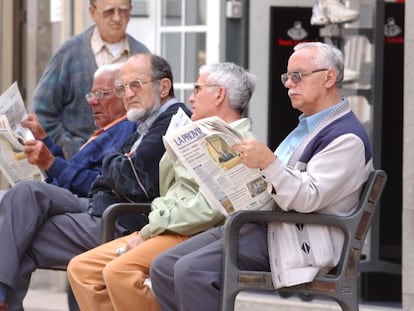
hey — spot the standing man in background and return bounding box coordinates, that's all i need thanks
[32,0,149,159]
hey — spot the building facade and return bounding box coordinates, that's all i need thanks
[1,0,413,308]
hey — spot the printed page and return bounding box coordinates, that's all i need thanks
[0,82,34,141]
[0,115,44,185]
[0,82,44,186]
[164,115,276,216]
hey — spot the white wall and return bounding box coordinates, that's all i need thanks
[403,0,414,309]
[127,0,157,52]
[248,0,313,143]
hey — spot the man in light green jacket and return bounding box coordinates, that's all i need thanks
[67,62,256,311]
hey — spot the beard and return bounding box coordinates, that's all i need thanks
[126,107,146,122]
[126,97,162,122]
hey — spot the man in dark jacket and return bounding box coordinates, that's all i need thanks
[0,53,190,311]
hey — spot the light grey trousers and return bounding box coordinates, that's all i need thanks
[0,189,7,202]
[0,181,101,311]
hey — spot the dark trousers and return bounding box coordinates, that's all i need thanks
[150,223,269,311]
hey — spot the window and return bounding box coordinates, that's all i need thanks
[157,0,220,103]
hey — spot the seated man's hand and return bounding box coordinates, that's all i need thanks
[233,139,277,170]
[24,140,55,170]
[126,232,144,251]
[21,113,48,140]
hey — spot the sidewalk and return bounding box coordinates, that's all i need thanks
[23,288,402,311]
[235,291,402,311]
[23,270,68,311]
[24,289,68,311]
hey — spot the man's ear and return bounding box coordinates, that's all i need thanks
[216,86,226,104]
[159,78,172,98]
[325,69,337,87]
[89,5,97,22]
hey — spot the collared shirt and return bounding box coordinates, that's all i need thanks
[129,98,180,153]
[91,26,130,66]
[275,99,347,165]
[80,116,128,149]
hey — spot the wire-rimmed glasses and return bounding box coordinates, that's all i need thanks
[114,79,154,97]
[85,90,113,102]
[280,69,328,86]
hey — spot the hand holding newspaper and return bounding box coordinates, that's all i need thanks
[163,108,276,216]
[0,82,44,186]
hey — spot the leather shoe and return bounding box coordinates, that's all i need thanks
[0,301,8,311]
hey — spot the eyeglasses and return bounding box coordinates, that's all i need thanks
[85,90,113,101]
[192,83,218,96]
[281,69,328,86]
[92,5,130,18]
[115,79,154,97]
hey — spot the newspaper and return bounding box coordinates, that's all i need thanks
[0,82,44,186]
[163,108,276,216]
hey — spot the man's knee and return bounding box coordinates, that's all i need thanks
[150,255,166,283]
[67,255,83,283]
[102,259,147,288]
[4,181,39,198]
[102,260,121,284]
[174,257,193,284]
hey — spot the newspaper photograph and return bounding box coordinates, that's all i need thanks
[164,112,276,216]
[0,82,44,185]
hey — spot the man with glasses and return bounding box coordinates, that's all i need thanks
[149,42,374,311]
[20,63,136,198]
[67,62,256,311]
[32,0,149,159]
[0,53,189,311]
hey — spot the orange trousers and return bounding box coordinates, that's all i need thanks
[67,232,189,311]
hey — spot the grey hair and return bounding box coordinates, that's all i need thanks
[199,62,256,114]
[94,62,123,79]
[150,54,175,97]
[294,42,344,88]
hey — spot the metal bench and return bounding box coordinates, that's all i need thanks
[219,169,387,311]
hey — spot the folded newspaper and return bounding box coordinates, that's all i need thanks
[0,82,44,186]
[163,108,276,216]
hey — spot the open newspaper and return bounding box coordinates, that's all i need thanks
[163,108,276,216]
[0,82,44,186]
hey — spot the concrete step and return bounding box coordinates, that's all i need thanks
[24,289,68,311]
[25,270,402,311]
[235,291,402,311]
[24,288,402,311]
